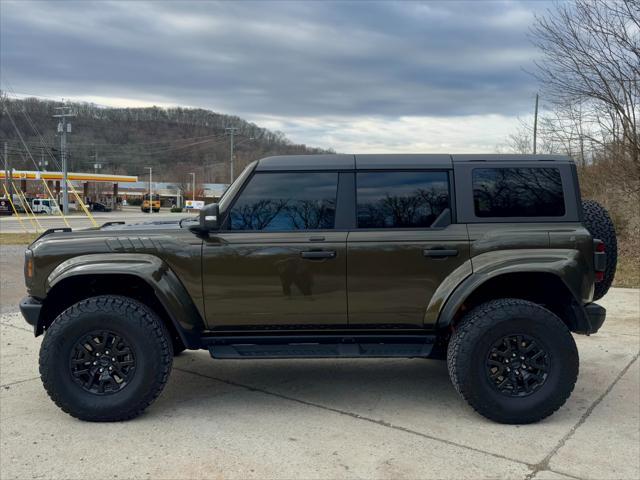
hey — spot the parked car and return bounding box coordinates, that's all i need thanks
[31,198,59,215]
[20,154,616,424]
[91,202,112,212]
[0,198,13,215]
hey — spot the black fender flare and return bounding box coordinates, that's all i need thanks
[434,249,587,331]
[45,253,205,348]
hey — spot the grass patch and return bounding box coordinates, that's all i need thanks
[0,233,38,245]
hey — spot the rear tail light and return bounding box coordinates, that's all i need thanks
[593,239,606,282]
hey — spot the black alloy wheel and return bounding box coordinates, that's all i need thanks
[485,334,550,397]
[69,330,136,395]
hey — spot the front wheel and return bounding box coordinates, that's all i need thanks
[39,295,173,421]
[447,298,578,424]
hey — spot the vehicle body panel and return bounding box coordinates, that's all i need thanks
[202,231,347,328]
[466,222,594,303]
[432,222,596,329]
[346,225,469,328]
[26,226,205,338]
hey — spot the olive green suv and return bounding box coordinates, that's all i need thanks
[20,154,617,424]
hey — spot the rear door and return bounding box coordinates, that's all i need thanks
[347,169,470,329]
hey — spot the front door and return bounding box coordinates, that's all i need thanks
[202,171,347,329]
[347,170,470,328]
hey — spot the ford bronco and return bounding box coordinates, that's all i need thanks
[20,154,617,424]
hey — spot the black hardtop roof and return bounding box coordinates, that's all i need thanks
[255,154,573,171]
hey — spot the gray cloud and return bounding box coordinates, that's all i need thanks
[1,0,548,120]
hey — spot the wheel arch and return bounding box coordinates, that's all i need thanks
[41,258,205,349]
[436,270,589,334]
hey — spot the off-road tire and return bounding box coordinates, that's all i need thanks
[39,295,173,422]
[582,200,617,300]
[447,298,578,424]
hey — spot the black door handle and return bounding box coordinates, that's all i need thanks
[300,250,336,260]
[423,248,458,258]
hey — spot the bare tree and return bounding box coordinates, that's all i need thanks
[530,0,639,167]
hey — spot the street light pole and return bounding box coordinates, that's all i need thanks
[145,166,152,213]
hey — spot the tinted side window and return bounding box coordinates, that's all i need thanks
[472,168,565,217]
[229,172,338,230]
[356,171,450,228]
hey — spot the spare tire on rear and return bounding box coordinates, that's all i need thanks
[582,200,617,300]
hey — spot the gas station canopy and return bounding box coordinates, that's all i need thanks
[0,170,138,183]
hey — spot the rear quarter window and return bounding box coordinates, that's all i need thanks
[472,167,565,217]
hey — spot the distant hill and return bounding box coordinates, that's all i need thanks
[0,93,331,183]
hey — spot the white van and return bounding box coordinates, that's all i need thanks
[32,199,60,214]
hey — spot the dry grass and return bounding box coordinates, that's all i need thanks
[0,233,38,246]
[579,158,639,289]
[614,238,640,288]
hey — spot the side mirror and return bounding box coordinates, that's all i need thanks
[199,203,220,231]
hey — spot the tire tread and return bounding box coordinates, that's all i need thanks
[447,298,578,424]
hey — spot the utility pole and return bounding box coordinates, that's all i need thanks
[53,107,76,214]
[189,172,196,202]
[533,93,539,155]
[94,151,102,203]
[3,142,8,196]
[225,127,238,183]
[145,166,153,213]
[94,151,102,173]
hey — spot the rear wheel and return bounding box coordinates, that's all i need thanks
[39,295,173,421]
[447,298,578,424]
[582,200,617,300]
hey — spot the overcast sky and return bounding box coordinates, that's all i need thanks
[0,0,552,152]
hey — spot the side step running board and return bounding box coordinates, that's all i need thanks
[207,335,435,359]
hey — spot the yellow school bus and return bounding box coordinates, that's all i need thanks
[141,193,160,213]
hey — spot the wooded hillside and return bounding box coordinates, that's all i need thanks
[0,94,330,184]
